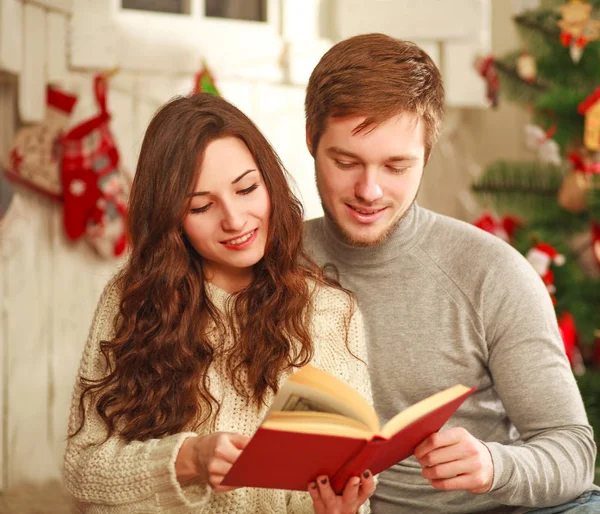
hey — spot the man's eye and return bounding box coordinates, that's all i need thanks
[335,160,357,170]
[387,166,408,174]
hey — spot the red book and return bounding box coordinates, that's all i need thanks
[223,365,476,494]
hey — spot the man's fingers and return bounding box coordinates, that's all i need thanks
[414,428,467,459]
[416,439,474,467]
[429,468,492,493]
[421,456,477,481]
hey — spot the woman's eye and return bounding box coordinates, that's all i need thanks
[239,183,259,195]
[190,204,211,214]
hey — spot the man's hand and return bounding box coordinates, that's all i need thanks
[413,428,493,494]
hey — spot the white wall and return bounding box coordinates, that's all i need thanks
[0,0,493,488]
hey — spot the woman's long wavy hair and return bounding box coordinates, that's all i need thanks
[71,93,351,443]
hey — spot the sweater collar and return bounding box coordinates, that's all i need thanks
[205,281,233,311]
[320,202,427,266]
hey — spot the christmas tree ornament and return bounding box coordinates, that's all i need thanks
[524,124,561,165]
[516,52,537,82]
[592,221,600,270]
[4,86,78,200]
[472,213,523,243]
[473,55,499,108]
[193,60,221,96]
[474,0,600,440]
[557,312,585,374]
[578,87,600,151]
[60,74,129,258]
[592,329,600,367]
[558,170,590,212]
[557,0,600,63]
[558,150,600,211]
[525,242,565,304]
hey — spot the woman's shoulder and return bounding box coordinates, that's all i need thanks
[306,278,356,316]
[93,275,122,323]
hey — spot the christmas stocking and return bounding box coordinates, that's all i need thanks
[60,74,128,258]
[4,86,77,200]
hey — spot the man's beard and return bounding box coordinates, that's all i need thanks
[315,166,419,248]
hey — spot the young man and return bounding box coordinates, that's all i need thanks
[303,33,599,514]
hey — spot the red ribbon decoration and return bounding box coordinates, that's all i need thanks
[568,152,600,174]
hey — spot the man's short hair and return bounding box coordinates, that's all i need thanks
[305,33,445,162]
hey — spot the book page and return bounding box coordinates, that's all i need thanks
[268,381,379,432]
[381,384,474,438]
[264,411,372,438]
[272,365,379,431]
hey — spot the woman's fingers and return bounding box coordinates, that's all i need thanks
[308,472,374,514]
[357,470,376,504]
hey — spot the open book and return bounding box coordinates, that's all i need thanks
[222,365,476,493]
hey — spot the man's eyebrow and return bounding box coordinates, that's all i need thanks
[386,155,420,162]
[326,147,361,160]
[326,146,419,162]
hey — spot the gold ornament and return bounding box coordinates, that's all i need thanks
[578,87,600,151]
[558,171,592,212]
[516,53,537,82]
[557,0,600,62]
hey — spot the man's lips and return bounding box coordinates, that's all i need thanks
[346,204,387,215]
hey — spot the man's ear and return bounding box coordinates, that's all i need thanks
[305,124,314,157]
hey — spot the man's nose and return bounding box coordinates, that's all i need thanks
[355,170,383,203]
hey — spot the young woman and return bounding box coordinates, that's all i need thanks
[63,93,375,513]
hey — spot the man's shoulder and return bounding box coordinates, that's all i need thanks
[421,209,538,287]
[303,216,329,260]
[424,209,522,262]
[303,216,324,239]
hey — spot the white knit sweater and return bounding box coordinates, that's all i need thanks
[63,279,372,513]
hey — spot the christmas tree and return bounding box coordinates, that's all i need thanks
[472,0,600,480]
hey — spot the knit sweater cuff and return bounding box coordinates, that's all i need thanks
[358,501,371,514]
[482,441,510,493]
[149,433,212,510]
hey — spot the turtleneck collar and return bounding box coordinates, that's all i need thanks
[320,202,429,266]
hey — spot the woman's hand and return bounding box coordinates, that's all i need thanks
[308,471,375,514]
[175,432,250,492]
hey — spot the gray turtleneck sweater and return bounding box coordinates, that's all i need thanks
[304,204,597,514]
